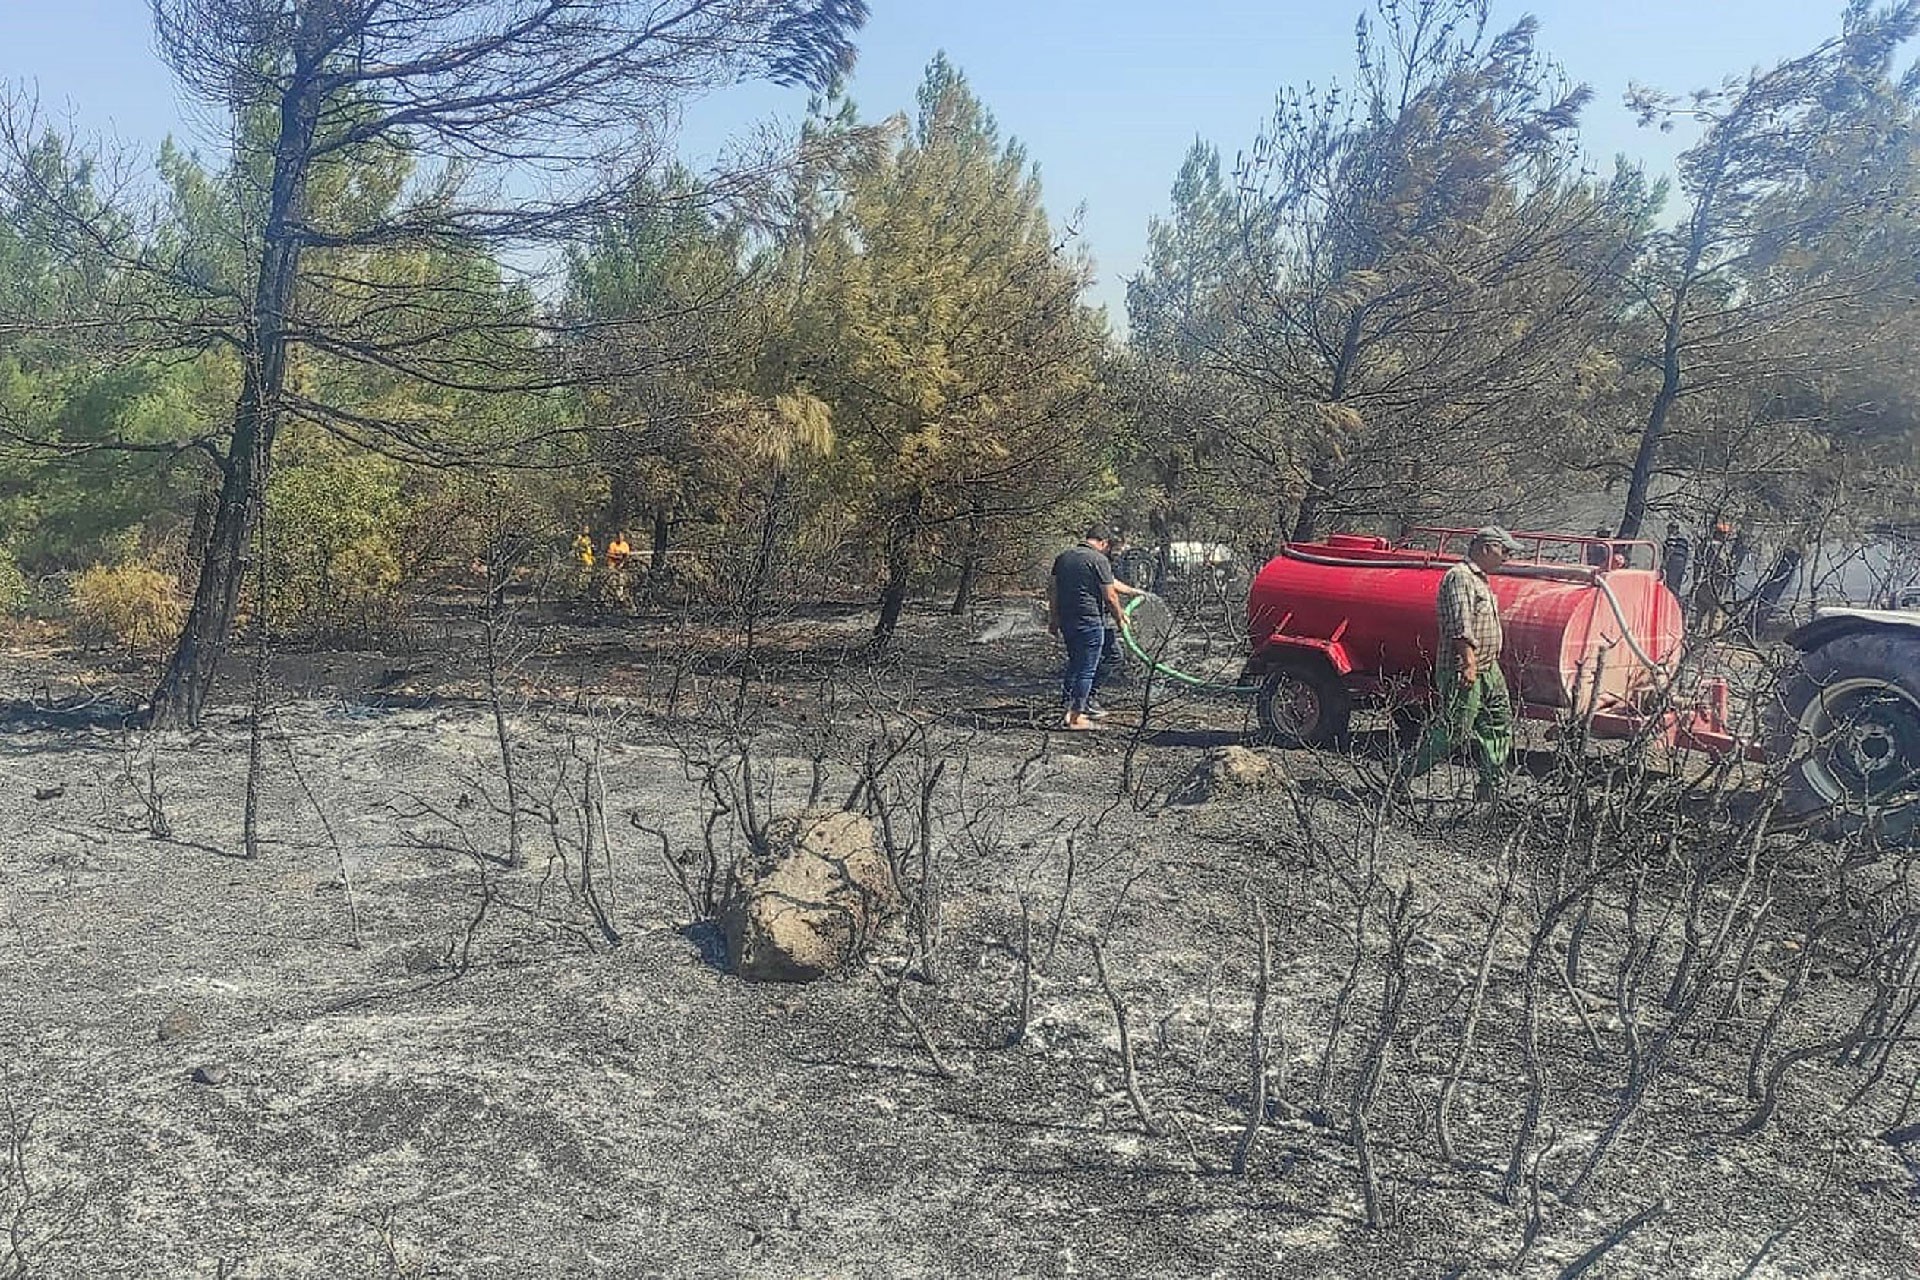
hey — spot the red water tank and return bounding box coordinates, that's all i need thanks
[1247,531,1684,712]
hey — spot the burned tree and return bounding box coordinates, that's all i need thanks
[808,57,1109,648]
[1613,1,1920,538]
[2,0,867,726]
[1215,0,1643,542]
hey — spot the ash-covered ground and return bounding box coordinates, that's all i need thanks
[1,600,1916,1278]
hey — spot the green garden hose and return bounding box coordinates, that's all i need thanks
[1117,594,1256,696]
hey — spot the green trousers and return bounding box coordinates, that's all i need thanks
[1405,664,1514,791]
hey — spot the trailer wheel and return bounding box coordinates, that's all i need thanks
[1256,659,1351,749]
[1776,629,1920,845]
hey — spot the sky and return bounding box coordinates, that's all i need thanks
[0,1,1854,318]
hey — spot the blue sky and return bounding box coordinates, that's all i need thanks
[0,1,1852,317]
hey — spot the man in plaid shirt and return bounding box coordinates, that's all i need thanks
[1398,526,1524,800]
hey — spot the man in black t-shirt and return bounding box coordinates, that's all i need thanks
[1049,524,1130,730]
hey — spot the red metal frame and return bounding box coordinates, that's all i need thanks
[1397,525,1659,572]
[1533,677,1767,762]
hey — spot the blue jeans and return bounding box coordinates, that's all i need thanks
[1059,618,1106,713]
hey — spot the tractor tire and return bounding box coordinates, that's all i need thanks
[1774,629,1920,846]
[1255,658,1352,749]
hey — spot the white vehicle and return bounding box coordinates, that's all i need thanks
[1165,540,1235,572]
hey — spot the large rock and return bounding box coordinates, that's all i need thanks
[1172,745,1289,805]
[720,809,898,982]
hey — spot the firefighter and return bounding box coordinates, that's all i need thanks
[1396,525,1523,802]
[571,526,595,569]
[593,530,635,613]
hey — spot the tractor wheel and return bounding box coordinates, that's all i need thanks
[1256,659,1352,749]
[1774,629,1920,846]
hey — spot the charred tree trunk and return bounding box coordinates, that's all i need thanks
[1621,157,1719,541]
[180,461,221,595]
[1752,544,1803,627]
[949,559,977,616]
[649,509,671,574]
[148,53,320,729]
[1291,311,1364,544]
[1618,310,1683,541]
[949,499,984,616]
[607,469,633,537]
[1290,462,1335,544]
[733,468,789,707]
[873,491,924,650]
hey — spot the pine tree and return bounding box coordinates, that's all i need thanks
[1214,0,1640,540]
[1,0,868,725]
[1124,140,1267,573]
[1612,0,1920,538]
[815,57,1107,645]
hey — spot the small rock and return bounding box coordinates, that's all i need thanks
[191,1064,230,1086]
[33,785,64,802]
[401,943,447,976]
[156,1008,202,1044]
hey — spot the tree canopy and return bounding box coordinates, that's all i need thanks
[2,0,1918,700]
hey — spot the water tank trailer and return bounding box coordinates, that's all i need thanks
[1237,527,1920,841]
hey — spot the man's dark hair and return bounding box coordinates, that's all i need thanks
[1084,523,1113,542]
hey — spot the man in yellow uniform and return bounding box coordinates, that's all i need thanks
[1398,525,1523,800]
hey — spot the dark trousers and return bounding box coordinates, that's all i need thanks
[1059,619,1105,713]
[1094,625,1125,695]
